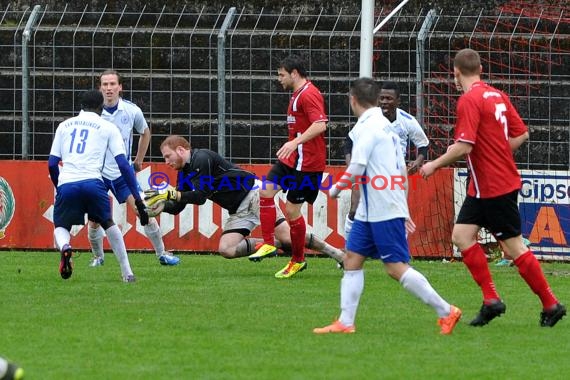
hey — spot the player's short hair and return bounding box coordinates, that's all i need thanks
[350,78,379,108]
[278,55,307,78]
[380,81,400,98]
[80,90,104,110]
[160,135,191,151]
[99,69,122,85]
[454,48,481,76]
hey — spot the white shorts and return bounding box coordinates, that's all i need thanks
[223,184,285,234]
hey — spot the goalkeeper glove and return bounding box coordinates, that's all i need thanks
[144,186,178,207]
[135,199,149,226]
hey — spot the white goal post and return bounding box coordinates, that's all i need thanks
[359,0,411,77]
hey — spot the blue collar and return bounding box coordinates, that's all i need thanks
[104,103,119,114]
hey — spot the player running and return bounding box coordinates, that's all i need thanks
[420,48,565,327]
[249,55,329,278]
[314,78,461,334]
[48,90,148,282]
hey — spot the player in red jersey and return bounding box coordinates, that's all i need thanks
[248,55,329,278]
[420,48,565,327]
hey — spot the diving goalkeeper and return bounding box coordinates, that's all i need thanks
[144,135,345,265]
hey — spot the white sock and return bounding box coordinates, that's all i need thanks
[400,267,451,317]
[339,269,364,327]
[88,225,105,260]
[105,224,134,277]
[54,227,71,251]
[0,357,8,377]
[143,218,165,257]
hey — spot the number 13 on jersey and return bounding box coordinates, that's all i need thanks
[69,128,89,153]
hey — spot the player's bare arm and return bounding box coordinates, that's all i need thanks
[420,141,472,178]
[133,128,151,171]
[407,156,424,174]
[408,145,429,174]
[509,131,529,152]
[405,218,416,235]
[276,121,326,160]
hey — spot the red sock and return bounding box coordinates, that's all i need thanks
[514,250,558,310]
[461,243,500,303]
[259,197,276,245]
[289,216,306,263]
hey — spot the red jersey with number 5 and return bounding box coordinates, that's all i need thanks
[454,81,527,198]
[280,81,328,172]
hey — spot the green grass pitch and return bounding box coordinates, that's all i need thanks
[1,251,569,379]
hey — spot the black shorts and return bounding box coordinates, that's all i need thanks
[456,190,521,240]
[264,161,322,205]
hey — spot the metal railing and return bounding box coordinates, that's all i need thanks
[1,4,568,169]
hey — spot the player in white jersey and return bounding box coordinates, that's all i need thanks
[48,90,149,282]
[343,81,428,235]
[313,78,461,335]
[87,70,179,267]
[379,81,429,172]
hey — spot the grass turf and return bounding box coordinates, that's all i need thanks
[1,251,569,379]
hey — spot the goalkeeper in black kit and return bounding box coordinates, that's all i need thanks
[144,135,345,265]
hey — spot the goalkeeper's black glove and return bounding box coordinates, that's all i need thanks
[144,186,178,207]
[135,199,149,226]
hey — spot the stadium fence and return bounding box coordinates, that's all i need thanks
[1,2,568,257]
